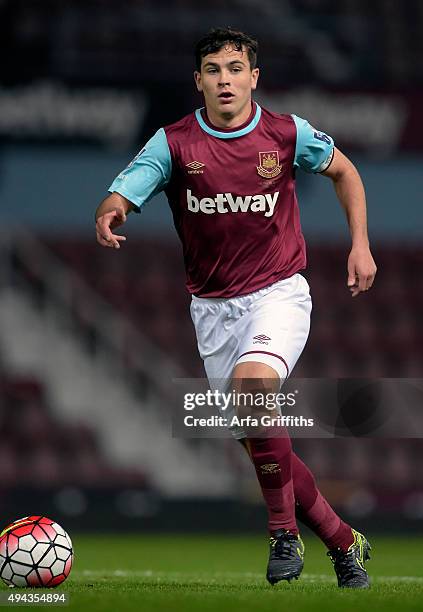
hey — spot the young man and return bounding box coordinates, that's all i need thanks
[95,28,377,588]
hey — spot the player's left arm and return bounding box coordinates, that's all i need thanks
[321,147,377,297]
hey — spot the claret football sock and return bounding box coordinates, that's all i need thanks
[292,453,354,552]
[239,439,353,549]
[245,436,298,535]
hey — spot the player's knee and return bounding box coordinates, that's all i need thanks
[230,361,281,432]
[232,360,280,387]
[231,361,280,406]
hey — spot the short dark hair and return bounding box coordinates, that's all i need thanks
[195,27,258,71]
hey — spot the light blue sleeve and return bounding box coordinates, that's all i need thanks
[292,115,335,173]
[108,128,172,212]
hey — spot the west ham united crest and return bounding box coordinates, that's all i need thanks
[257,151,282,179]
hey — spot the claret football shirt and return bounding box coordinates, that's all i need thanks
[109,102,334,298]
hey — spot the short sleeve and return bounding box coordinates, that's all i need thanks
[291,115,335,174]
[108,128,172,212]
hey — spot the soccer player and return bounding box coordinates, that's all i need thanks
[95,28,377,588]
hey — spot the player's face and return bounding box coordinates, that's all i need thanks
[194,45,259,128]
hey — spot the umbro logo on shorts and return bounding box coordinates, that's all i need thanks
[253,334,271,345]
[186,189,279,217]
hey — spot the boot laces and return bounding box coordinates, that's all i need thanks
[271,533,299,560]
[327,548,363,581]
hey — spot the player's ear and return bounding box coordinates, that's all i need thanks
[194,71,203,92]
[251,67,259,91]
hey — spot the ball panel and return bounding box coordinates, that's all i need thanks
[31,543,51,564]
[38,567,53,585]
[55,546,70,561]
[49,573,67,587]
[18,534,37,552]
[26,569,42,587]
[1,562,13,581]
[7,534,19,556]
[51,559,65,576]
[10,573,28,587]
[64,555,73,577]
[10,561,32,577]
[54,535,70,549]
[38,548,57,569]
[52,523,66,537]
[37,524,57,541]
[10,550,33,566]
[31,525,51,543]
[11,524,33,538]
[0,537,7,557]
[0,518,33,538]
[39,517,55,526]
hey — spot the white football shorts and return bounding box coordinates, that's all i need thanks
[190,273,312,438]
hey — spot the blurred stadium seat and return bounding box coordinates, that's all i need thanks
[2,0,422,88]
[0,374,148,487]
[44,239,422,379]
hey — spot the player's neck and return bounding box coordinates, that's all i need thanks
[205,101,254,129]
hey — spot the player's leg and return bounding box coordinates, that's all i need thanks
[229,275,312,585]
[232,274,371,586]
[239,416,371,587]
[234,345,371,585]
[239,437,355,547]
[190,277,370,586]
[232,273,308,531]
[292,453,353,549]
[233,275,348,541]
[190,286,304,583]
[231,360,298,535]
[292,453,371,587]
[231,359,305,585]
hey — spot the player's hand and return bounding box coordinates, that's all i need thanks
[96,209,127,249]
[347,246,377,297]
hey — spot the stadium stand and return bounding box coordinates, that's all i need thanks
[0,374,149,488]
[1,0,422,87]
[45,239,423,379]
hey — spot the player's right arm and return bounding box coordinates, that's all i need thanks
[95,193,135,249]
[95,127,172,249]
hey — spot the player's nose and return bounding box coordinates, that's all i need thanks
[218,72,231,86]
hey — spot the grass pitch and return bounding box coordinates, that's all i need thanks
[1,534,423,611]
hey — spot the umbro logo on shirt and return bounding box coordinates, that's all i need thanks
[186,161,205,174]
[253,334,271,345]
